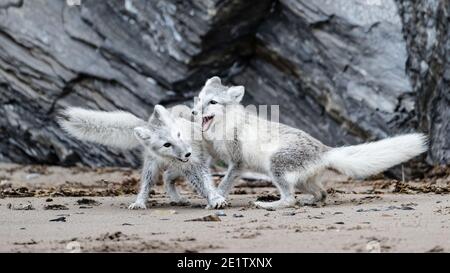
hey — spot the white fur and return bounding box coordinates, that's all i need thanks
[59,107,145,149]
[238,114,280,173]
[196,76,429,209]
[323,133,428,178]
[203,105,281,173]
[59,106,226,210]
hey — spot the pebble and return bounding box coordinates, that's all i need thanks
[25,173,40,180]
[282,212,296,216]
[50,217,66,222]
[215,211,226,217]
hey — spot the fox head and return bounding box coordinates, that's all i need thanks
[134,105,192,162]
[192,76,245,132]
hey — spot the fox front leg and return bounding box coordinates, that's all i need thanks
[217,164,241,198]
[183,166,227,209]
[129,160,159,210]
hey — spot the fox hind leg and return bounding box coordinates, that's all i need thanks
[297,174,327,206]
[253,172,296,209]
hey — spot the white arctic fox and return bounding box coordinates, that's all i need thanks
[59,105,227,210]
[192,76,428,209]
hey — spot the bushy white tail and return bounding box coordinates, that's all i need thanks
[324,133,428,178]
[59,107,146,149]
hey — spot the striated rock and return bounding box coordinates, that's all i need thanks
[0,0,272,166]
[233,0,416,146]
[234,0,448,165]
[395,0,449,164]
[0,0,448,168]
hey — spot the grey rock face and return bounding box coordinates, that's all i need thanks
[395,0,449,164]
[0,0,448,167]
[234,0,416,147]
[0,0,272,166]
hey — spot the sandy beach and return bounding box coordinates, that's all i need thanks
[0,163,449,253]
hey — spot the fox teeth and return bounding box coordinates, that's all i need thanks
[202,116,213,125]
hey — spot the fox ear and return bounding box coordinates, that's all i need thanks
[153,104,174,122]
[134,127,152,141]
[153,105,169,120]
[151,104,175,126]
[205,76,221,86]
[227,86,245,102]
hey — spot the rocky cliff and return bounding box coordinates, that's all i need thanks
[0,0,448,168]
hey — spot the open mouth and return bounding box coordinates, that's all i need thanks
[177,158,189,163]
[202,115,214,132]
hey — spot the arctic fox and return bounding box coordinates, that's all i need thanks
[59,105,226,210]
[192,76,428,209]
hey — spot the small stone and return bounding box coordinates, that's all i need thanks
[25,173,40,180]
[185,214,221,222]
[50,217,66,222]
[44,204,69,210]
[9,203,34,210]
[0,180,12,189]
[215,210,227,217]
[76,198,101,206]
[426,246,444,253]
[153,209,177,216]
[282,212,296,216]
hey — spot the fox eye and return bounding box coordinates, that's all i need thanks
[210,100,217,105]
[163,143,172,148]
[177,132,181,138]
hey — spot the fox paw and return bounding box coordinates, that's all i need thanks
[206,195,228,209]
[128,201,147,210]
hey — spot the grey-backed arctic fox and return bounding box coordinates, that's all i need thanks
[192,76,428,209]
[59,105,227,210]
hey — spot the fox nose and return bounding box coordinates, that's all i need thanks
[185,152,191,158]
[191,110,198,116]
